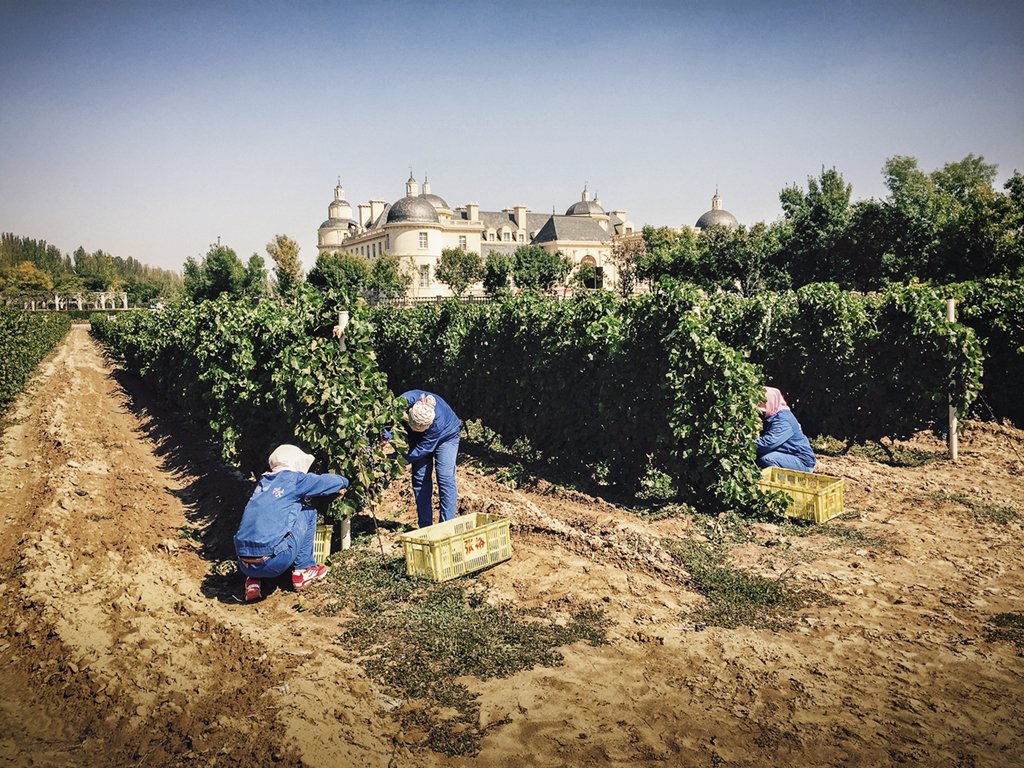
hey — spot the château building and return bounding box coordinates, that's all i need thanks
[317,175,635,298]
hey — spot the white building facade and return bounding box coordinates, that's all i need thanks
[317,175,635,298]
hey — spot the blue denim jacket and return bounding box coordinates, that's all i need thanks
[233,470,348,558]
[754,409,816,469]
[399,389,462,463]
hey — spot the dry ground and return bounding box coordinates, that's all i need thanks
[0,325,1021,767]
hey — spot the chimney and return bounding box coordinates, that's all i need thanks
[369,199,386,224]
[358,204,371,227]
[466,202,479,222]
[513,204,528,230]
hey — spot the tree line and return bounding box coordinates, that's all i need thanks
[634,154,1022,295]
[0,233,184,306]
[7,152,1020,308]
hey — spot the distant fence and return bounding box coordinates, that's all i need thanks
[371,294,496,307]
[2,291,130,311]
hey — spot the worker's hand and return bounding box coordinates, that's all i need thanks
[337,487,348,498]
[332,324,344,338]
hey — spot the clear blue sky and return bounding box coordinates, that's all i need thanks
[2,0,1022,272]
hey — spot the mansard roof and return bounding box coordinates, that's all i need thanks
[532,216,610,244]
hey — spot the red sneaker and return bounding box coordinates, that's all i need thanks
[292,565,329,591]
[244,577,262,602]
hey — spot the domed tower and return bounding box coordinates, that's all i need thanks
[695,190,738,230]
[317,180,361,252]
[419,176,451,214]
[565,186,606,217]
[565,185,610,231]
[386,195,441,225]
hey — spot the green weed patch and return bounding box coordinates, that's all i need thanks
[927,492,1019,524]
[315,547,608,756]
[780,520,891,549]
[669,537,834,630]
[847,441,942,467]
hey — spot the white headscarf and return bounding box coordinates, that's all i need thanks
[267,444,315,474]
[407,394,437,432]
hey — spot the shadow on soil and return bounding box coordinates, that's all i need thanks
[110,369,257,603]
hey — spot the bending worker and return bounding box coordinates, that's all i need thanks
[754,386,816,472]
[389,390,462,528]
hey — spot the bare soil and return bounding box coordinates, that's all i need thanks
[1,325,1022,767]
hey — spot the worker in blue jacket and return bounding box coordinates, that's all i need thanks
[754,387,817,471]
[234,444,348,602]
[387,390,462,528]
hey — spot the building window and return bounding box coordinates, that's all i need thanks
[419,232,428,248]
[489,233,495,241]
[419,265,430,287]
[458,235,467,250]
[503,231,511,241]
[518,233,525,242]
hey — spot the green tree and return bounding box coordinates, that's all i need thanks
[870,153,1012,283]
[609,236,645,296]
[482,252,514,295]
[996,171,1024,278]
[74,247,119,290]
[183,243,246,301]
[512,245,571,291]
[241,254,269,297]
[695,223,787,294]
[0,260,53,293]
[266,234,303,298]
[307,251,371,302]
[367,253,412,300]
[570,260,597,291]
[638,225,699,285]
[777,167,855,286]
[435,247,483,296]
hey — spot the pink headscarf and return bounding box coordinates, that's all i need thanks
[760,387,790,418]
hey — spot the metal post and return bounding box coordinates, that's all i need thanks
[947,298,959,462]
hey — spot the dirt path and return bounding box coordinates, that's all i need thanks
[1,326,1022,767]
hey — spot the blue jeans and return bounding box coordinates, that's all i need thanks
[757,451,816,472]
[238,506,317,578]
[410,434,459,528]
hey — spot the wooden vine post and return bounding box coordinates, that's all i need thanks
[947,298,959,462]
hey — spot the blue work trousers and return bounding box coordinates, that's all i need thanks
[410,434,459,528]
[237,506,317,579]
[757,451,816,472]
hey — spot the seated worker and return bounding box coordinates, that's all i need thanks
[754,386,817,472]
[233,444,348,602]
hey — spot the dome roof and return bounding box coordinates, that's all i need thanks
[420,192,450,210]
[386,195,439,224]
[695,192,738,230]
[695,208,738,229]
[565,198,606,216]
[329,200,353,217]
[319,218,358,232]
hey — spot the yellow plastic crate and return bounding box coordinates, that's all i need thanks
[758,467,844,523]
[314,524,333,565]
[400,512,512,582]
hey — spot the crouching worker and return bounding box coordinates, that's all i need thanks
[754,386,816,472]
[234,444,348,602]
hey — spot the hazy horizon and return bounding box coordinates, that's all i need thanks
[2,0,1022,273]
